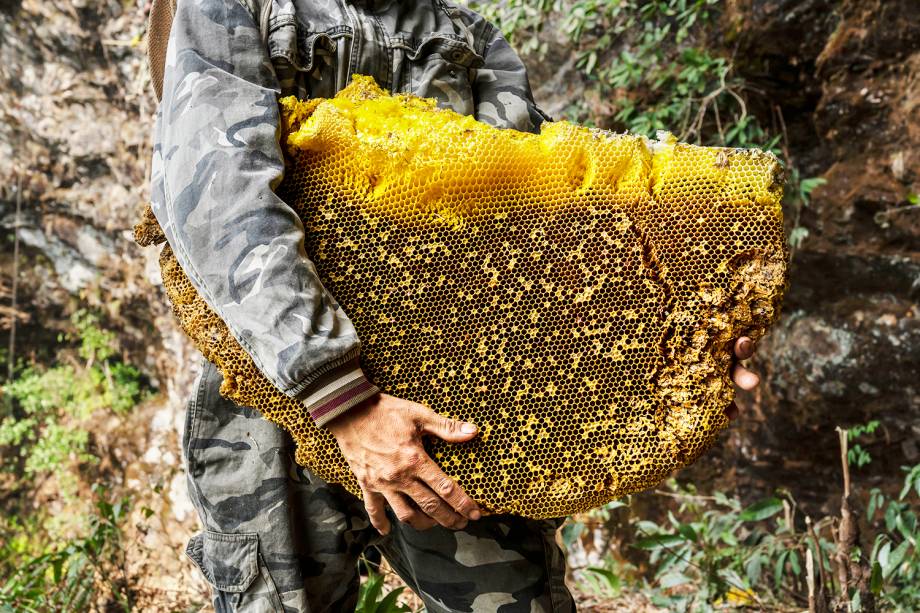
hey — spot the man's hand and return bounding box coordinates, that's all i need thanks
[726,336,760,420]
[327,393,482,535]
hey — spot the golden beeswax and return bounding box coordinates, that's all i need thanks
[139,76,786,518]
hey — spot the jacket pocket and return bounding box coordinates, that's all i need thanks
[186,531,283,612]
[398,33,484,115]
[267,12,351,98]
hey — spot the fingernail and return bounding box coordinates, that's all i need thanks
[739,338,752,354]
[461,422,477,434]
[470,510,482,521]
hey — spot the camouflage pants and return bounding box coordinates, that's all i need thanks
[183,359,574,612]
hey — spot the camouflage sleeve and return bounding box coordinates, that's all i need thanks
[150,0,378,426]
[472,23,552,134]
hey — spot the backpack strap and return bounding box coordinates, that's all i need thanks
[146,0,270,101]
[147,0,177,102]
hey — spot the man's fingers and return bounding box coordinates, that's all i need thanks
[418,463,481,521]
[387,493,437,531]
[732,364,760,390]
[413,405,478,444]
[363,490,391,535]
[404,481,468,530]
[734,336,755,360]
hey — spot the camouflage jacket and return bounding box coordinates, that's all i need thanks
[150,0,548,426]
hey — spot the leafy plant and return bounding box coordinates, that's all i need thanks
[785,168,827,252]
[0,310,145,490]
[863,465,920,609]
[356,561,410,613]
[468,0,774,148]
[565,462,920,612]
[0,487,134,612]
[847,420,881,469]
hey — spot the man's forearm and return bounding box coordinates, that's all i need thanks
[152,0,369,421]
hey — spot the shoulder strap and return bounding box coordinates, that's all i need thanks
[146,0,271,102]
[147,0,177,102]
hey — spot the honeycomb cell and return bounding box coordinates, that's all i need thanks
[136,75,787,519]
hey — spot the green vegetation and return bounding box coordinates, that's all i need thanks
[1,310,144,491]
[848,420,882,469]
[0,488,133,613]
[0,309,147,611]
[566,454,920,611]
[471,0,766,145]
[356,562,411,613]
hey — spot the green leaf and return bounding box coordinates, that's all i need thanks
[789,550,801,576]
[634,534,686,550]
[883,541,910,579]
[740,498,784,522]
[899,464,920,500]
[677,523,697,542]
[376,587,407,613]
[586,567,621,591]
[745,553,763,585]
[720,530,739,547]
[870,561,883,595]
[357,572,384,612]
[799,177,828,195]
[788,226,809,249]
[877,541,891,571]
[851,589,862,612]
[658,572,690,588]
[584,51,598,75]
[773,549,789,589]
[868,489,883,518]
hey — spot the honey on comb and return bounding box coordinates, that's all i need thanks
[138,75,787,519]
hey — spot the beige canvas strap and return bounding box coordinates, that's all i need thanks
[146,0,269,101]
[147,0,177,101]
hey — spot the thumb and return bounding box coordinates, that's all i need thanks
[415,407,478,443]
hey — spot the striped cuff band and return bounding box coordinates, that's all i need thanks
[301,359,379,428]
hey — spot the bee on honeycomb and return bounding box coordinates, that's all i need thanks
[137,75,787,519]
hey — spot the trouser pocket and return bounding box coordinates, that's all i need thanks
[186,530,283,613]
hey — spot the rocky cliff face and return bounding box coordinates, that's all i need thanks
[0,2,206,605]
[0,0,183,390]
[727,0,920,505]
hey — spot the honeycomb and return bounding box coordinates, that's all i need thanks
[138,75,787,519]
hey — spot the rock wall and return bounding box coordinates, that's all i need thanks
[0,0,170,378]
[731,0,920,506]
[0,2,206,606]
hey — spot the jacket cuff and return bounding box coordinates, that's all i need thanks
[300,358,379,428]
